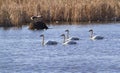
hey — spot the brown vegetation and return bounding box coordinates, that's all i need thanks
[0,0,120,27]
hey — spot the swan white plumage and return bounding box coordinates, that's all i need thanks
[89,29,104,40]
[61,34,77,45]
[40,34,58,45]
[65,29,79,41]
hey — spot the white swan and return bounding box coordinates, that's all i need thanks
[61,34,77,45]
[40,34,58,45]
[65,29,79,41]
[89,29,104,40]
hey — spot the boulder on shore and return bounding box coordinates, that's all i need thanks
[29,21,48,30]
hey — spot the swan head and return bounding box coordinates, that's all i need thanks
[61,34,65,37]
[89,29,94,38]
[65,29,69,32]
[40,34,44,37]
[89,29,93,32]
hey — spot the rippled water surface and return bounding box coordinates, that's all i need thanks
[0,23,120,73]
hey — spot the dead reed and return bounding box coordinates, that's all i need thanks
[0,0,120,27]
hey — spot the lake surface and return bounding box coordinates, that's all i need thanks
[0,23,120,73]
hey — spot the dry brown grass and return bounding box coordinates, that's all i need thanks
[0,0,120,26]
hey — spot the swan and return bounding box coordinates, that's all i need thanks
[61,34,77,45]
[65,29,79,41]
[89,29,104,40]
[40,34,58,45]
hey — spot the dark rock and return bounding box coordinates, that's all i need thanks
[29,21,48,30]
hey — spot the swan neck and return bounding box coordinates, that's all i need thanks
[41,36,45,45]
[66,31,69,39]
[90,31,93,38]
[63,35,66,43]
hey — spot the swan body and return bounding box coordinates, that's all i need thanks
[89,29,104,40]
[40,34,58,45]
[65,29,80,41]
[61,34,77,45]
[90,35,104,40]
[68,37,80,41]
[63,40,77,45]
[45,41,58,45]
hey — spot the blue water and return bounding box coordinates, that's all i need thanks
[0,23,120,73]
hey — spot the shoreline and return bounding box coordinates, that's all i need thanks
[0,21,119,28]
